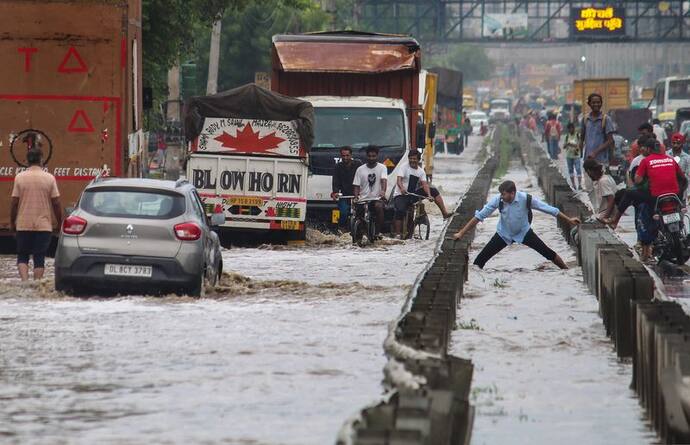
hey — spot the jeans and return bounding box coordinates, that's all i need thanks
[473,229,557,269]
[337,198,351,228]
[547,138,560,160]
[566,157,582,176]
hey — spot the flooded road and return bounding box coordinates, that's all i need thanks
[451,160,656,445]
[0,137,483,444]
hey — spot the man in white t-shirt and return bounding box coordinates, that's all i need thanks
[393,150,453,237]
[353,146,388,236]
[583,158,618,221]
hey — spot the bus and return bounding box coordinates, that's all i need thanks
[651,76,690,118]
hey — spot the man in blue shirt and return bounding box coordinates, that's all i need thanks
[452,180,581,269]
[579,93,616,165]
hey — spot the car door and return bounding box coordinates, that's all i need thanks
[190,190,218,278]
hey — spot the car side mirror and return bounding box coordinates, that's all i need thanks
[210,212,225,227]
[416,122,426,149]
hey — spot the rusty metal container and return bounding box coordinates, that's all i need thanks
[270,32,421,145]
[0,0,142,230]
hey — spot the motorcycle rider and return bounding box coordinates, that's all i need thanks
[610,135,687,261]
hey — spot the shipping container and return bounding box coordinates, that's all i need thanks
[0,0,142,231]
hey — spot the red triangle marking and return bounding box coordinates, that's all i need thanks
[58,46,88,73]
[67,110,95,133]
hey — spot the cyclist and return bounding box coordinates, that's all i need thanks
[392,150,453,238]
[352,146,387,238]
[330,146,362,230]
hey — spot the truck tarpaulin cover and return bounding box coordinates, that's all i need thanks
[184,83,314,151]
[429,67,463,110]
[273,32,420,73]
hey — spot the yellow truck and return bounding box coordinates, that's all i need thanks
[420,70,438,179]
[463,89,476,110]
[573,78,630,113]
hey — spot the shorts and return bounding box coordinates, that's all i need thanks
[393,187,439,219]
[16,231,52,268]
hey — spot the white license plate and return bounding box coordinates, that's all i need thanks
[663,213,681,224]
[104,264,152,278]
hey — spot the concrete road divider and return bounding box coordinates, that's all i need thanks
[339,129,502,445]
[519,124,690,443]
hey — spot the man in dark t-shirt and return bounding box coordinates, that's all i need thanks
[331,146,362,229]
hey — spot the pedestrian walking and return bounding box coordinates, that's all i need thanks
[563,123,582,190]
[10,149,61,281]
[452,180,580,269]
[462,112,472,148]
[544,112,562,160]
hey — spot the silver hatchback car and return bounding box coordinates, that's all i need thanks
[55,177,223,296]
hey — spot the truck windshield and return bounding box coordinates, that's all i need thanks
[312,108,405,149]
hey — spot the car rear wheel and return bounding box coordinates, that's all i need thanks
[186,268,206,298]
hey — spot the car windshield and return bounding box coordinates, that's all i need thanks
[470,112,487,119]
[681,121,690,134]
[491,100,509,109]
[80,188,186,219]
[312,107,405,149]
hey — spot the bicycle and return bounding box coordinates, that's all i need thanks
[347,196,381,247]
[402,192,432,240]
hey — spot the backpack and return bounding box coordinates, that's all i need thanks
[549,121,559,139]
[580,113,612,160]
[499,193,533,224]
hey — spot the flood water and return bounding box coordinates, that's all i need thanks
[0,139,483,444]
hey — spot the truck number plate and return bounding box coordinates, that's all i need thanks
[280,220,300,231]
[663,213,681,224]
[104,264,152,278]
[332,209,340,224]
[230,197,264,207]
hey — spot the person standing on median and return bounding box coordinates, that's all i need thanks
[10,149,62,281]
[579,93,616,192]
[452,180,580,269]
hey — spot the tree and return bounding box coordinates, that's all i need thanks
[190,0,329,92]
[428,45,495,82]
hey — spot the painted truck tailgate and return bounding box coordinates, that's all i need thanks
[189,154,307,231]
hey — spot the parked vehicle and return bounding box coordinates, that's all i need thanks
[653,193,690,265]
[0,0,142,234]
[429,66,463,154]
[271,32,424,226]
[55,178,223,296]
[184,84,313,242]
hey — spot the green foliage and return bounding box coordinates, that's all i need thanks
[428,45,495,82]
[191,0,329,92]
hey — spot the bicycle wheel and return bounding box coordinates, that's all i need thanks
[351,218,364,245]
[416,215,430,240]
[367,217,377,244]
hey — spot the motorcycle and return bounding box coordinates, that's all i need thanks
[652,193,690,265]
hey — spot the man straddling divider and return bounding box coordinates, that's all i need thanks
[453,180,581,269]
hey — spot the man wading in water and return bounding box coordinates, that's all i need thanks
[452,180,581,269]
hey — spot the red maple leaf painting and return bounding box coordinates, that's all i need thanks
[214,123,285,153]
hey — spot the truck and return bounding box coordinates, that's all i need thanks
[184,84,313,241]
[0,0,142,232]
[271,31,423,225]
[419,70,438,180]
[428,66,463,154]
[573,78,630,114]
